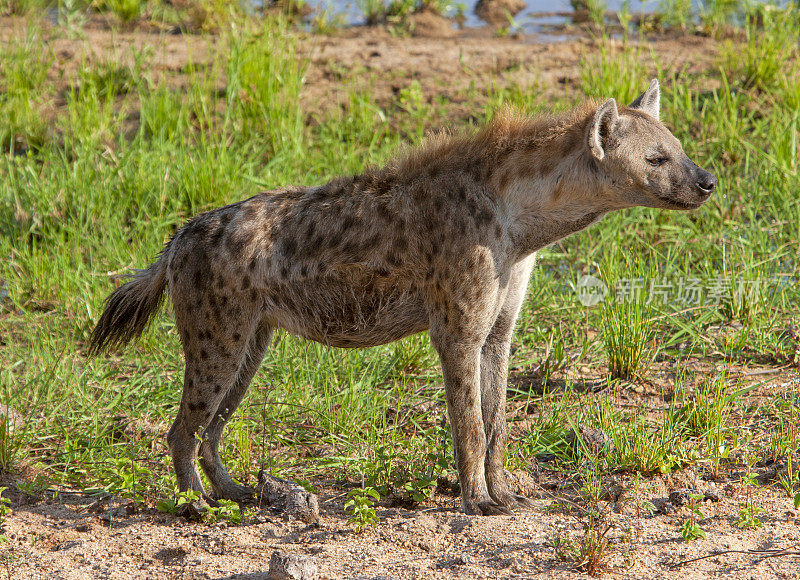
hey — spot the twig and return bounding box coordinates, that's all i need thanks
[668,544,800,569]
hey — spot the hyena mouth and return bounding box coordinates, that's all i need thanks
[655,195,704,210]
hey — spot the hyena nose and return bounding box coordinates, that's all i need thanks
[696,172,717,197]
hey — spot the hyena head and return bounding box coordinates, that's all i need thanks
[587,79,717,210]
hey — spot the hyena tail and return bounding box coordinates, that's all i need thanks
[88,243,171,355]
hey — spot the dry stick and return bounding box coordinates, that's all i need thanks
[668,544,800,569]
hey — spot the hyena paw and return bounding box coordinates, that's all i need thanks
[176,495,217,520]
[496,494,536,512]
[464,497,513,516]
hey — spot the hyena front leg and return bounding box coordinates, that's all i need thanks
[481,256,537,511]
[431,329,510,515]
[198,322,273,502]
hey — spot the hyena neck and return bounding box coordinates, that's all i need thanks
[489,114,613,257]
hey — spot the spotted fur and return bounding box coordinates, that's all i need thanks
[90,80,715,515]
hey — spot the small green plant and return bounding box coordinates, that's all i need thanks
[721,5,798,91]
[0,487,12,547]
[156,489,203,514]
[57,0,88,37]
[679,518,706,541]
[206,499,245,525]
[658,0,693,31]
[104,0,144,23]
[679,492,707,541]
[736,454,763,529]
[599,258,657,381]
[106,457,150,501]
[357,0,387,24]
[778,451,799,499]
[344,487,380,532]
[735,504,764,529]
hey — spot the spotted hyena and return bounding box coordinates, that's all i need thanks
[90,80,716,516]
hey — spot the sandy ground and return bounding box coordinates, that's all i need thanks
[2,15,799,579]
[3,468,800,579]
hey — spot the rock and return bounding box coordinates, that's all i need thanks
[703,489,721,502]
[269,551,318,580]
[566,424,614,457]
[651,497,676,514]
[257,470,320,525]
[668,489,692,507]
[474,0,526,27]
[409,8,455,38]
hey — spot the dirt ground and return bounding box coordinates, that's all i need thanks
[4,446,800,579]
[2,15,800,579]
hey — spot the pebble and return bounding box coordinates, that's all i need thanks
[269,551,318,580]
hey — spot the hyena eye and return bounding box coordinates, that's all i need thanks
[646,156,669,167]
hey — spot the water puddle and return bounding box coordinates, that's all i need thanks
[305,0,661,36]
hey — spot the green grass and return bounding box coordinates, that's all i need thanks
[0,6,799,520]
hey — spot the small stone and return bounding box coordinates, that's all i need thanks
[268,551,318,580]
[258,471,320,525]
[669,489,694,507]
[566,424,614,456]
[703,489,721,502]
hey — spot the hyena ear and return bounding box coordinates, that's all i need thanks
[588,98,619,161]
[629,78,660,120]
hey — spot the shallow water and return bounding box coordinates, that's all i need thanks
[306,0,661,31]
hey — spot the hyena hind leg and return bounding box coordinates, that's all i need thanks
[198,322,274,502]
[167,314,260,508]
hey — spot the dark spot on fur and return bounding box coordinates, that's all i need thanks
[188,402,197,411]
[280,266,289,278]
[364,233,381,249]
[433,197,444,213]
[249,288,259,302]
[232,332,241,342]
[317,262,327,276]
[214,384,222,393]
[193,270,203,286]
[341,214,355,231]
[226,233,245,255]
[220,213,232,227]
[495,224,503,239]
[476,209,493,227]
[198,401,207,411]
[304,221,316,242]
[281,238,297,259]
[328,230,343,248]
[249,257,257,271]
[376,266,389,277]
[186,378,194,389]
[300,265,309,277]
[200,349,208,360]
[376,202,392,222]
[241,276,251,290]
